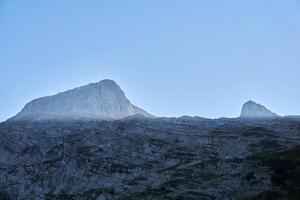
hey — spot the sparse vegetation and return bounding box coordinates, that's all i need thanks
[0,117,299,199]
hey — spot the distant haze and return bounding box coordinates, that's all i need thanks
[1,0,300,121]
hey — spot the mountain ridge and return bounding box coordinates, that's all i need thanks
[8,80,288,121]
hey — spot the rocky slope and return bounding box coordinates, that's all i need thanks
[11,80,153,121]
[0,117,300,200]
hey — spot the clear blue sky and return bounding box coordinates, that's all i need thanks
[1,0,300,121]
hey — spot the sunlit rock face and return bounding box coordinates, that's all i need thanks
[240,100,278,119]
[12,79,153,120]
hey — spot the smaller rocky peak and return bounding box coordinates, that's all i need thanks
[240,100,278,119]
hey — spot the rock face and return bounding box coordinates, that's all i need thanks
[240,100,278,118]
[12,79,153,121]
[1,117,300,200]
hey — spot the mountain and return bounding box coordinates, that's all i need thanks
[11,79,153,121]
[2,88,300,199]
[240,100,278,118]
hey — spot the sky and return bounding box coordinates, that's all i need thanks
[1,0,300,121]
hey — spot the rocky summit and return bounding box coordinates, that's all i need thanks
[240,100,278,119]
[11,80,153,121]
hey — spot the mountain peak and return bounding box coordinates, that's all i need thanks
[95,79,118,86]
[244,100,256,105]
[12,80,154,121]
[84,79,119,89]
[240,100,278,119]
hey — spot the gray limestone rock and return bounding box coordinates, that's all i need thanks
[11,79,153,121]
[240,100,278,119]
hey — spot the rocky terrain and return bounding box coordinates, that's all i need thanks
[0,116,300,200]
[1,81,300,199]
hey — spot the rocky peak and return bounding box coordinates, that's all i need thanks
[11,79,154,121]
[240,100,278,118]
